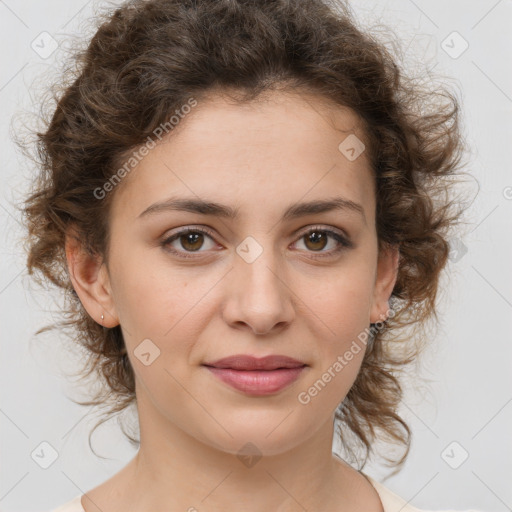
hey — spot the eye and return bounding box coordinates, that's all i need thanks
[161,225,353,260]
[292,226,353,259]
[161,227,219,259]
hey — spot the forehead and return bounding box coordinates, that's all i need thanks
[111,90,375,224]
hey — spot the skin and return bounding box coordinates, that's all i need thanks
[66,89,399,512]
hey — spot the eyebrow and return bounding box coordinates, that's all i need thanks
[137,196,366,224]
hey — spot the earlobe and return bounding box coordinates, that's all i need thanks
[370,243,400,324]
[65,226,119,328]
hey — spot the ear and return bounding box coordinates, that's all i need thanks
[369,242,400,323]
[64,225,119,328]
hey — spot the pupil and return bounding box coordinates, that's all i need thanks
[307,231,326,251]
[182,233,203,251]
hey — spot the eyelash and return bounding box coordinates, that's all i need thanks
[161,225,353,260]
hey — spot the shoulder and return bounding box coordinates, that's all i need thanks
[365,474,483,512]
[48,495,84,512]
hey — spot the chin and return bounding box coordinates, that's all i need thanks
[198,421,311,459]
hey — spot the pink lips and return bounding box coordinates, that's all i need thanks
[202,354,307,396]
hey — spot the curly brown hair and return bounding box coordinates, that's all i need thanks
[18,0,471,472]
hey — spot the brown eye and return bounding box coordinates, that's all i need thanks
[293,227,353,259]
[179,232,205,252]
[161,227,218,258]
[303,231,329,251]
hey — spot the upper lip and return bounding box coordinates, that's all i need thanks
[202,354,307,370]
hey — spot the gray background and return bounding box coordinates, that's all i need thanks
[1,0,511,511]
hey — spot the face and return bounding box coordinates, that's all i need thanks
[68,90,398,457]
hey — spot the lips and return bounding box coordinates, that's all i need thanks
[202,354,306,371]
[202,355,307,395]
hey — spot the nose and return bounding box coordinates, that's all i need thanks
[221,246,295,336]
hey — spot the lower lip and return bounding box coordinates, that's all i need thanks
[203,366,306,395]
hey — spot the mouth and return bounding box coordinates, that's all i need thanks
[201,354,308,395]
[202,354,307,371]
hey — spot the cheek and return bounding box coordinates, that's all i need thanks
[109,244,199,337]
[295,266,374,400]
[110,252,224,397]
[299,265,374,342]
[296,323,367,421]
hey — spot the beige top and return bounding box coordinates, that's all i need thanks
[49,475,481,512]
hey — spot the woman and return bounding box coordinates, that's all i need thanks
[21,0,478,510]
